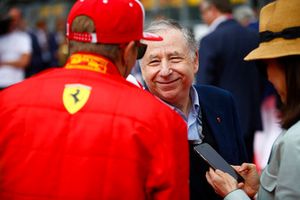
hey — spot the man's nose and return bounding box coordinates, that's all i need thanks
[160,61,172,76]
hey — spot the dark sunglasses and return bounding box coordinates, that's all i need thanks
[119,41,147,60]
[135,41,147,60]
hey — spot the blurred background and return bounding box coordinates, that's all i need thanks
[0,0,274,67]
[1,0,274,39]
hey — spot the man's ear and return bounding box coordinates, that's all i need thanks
[66,39,71,55]
[121,41,136,77]
[193,51,199,73]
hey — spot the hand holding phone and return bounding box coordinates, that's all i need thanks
[193,143,244,182]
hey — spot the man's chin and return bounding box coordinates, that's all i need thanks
[160,93,177,104]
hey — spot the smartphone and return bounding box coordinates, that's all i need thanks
[194,143,244,182]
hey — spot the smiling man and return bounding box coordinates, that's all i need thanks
[140,19,248,200]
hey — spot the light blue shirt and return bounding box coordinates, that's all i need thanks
[167,86,203,142]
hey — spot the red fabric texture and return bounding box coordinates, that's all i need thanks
[0,55,189,200]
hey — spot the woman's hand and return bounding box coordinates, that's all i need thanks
[205,163,260,198]
[234,163,260,198]
[206,168,238,197]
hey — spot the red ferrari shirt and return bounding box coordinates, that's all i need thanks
[0,53,189,200]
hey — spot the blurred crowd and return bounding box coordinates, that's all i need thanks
[0,6,68,86]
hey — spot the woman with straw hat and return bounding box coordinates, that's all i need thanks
[204,0,300,199]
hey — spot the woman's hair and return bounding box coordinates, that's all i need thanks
[279,55,300,129]
[69,15,120,62]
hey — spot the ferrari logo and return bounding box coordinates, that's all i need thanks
[63,84,92,114]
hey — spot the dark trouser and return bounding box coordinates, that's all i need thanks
[244,133,255,163]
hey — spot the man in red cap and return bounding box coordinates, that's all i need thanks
[0,0,189,199]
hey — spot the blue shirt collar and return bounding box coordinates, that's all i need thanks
[163,86,203,140]
[171,86,200,121]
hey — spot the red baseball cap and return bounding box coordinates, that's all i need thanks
[66,0,162,44]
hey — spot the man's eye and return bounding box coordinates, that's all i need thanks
[170,57,182,63]
[148,60,160,66]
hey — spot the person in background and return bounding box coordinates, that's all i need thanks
[26,19,59,77]
[206,0,300,199]
[26,27,44,78]
[196,0,264,162]
[54,17,68,66]
[139,19,247,200]
[234,3,282,173]
[233,5,258,31]
[0,7,32,90]
[34,19,58,68]
[0,0,189,199]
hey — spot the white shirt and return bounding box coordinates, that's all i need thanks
[126,74,144,88]
[0,30,32,87]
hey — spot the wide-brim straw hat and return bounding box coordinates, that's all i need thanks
[245,0,300,61]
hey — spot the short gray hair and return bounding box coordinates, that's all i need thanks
[144,19,198,60]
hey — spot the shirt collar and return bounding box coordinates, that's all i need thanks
[165,86,200,122]
[64,53,120,75]
[208,15,228,33]
[190,86,200,117]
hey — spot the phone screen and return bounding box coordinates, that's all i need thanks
[194,143,244,182]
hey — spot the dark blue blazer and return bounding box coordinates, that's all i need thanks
[196,85,247,163]
[196,19,263,138]
[189,85,248,200]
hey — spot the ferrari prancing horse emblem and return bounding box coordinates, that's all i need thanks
[63,84,92,114]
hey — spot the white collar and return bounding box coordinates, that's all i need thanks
[208,15,228,33]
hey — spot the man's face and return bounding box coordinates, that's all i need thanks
[199,1,214,25]
[140,28,198,105]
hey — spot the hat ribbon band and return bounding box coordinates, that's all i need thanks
[260,26,300,43]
